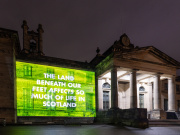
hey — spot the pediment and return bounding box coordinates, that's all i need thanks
[127,51,165,64]
[120,47,180,67]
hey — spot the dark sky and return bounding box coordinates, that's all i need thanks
[1,0,180,74]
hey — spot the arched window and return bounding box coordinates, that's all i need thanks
[139,86,145,91]
[102,82,111,89]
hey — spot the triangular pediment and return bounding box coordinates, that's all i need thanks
[119,46,180,67]
[141,52,164,64]
[127,51,165,64]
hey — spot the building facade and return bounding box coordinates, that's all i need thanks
[91,34,180,120]
[0,21,180,124]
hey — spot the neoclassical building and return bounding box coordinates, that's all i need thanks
[0,21,180,125]
[90,34,180,119]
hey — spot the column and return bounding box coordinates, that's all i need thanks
[137,83,139,108]
[111,67,118,108]
[130,70,137,108]
[147,82,153,111]
[168,76,176,111]
[98,79,103,110]
[153,74,161,110]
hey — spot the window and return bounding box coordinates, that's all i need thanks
[164,99,168,111]
[86,73,93,83]
[139,86,145,91]
[102,82,111,89]
[86,93,93,111]
[68,71,74,81]
[176,85,180,93]
[103,91,109,110]
[23,88,33,109]
[139,94,144,108]
[24,65,32,76]
[68,71,74,77]
[47,68,54,74]
[164,83,168,90]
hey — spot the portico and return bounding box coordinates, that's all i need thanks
[92,34,180,119]
[97,68,177,118]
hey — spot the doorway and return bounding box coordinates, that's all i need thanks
[139,94,144,108]
[164,99,168,111]
[103,91,109,110]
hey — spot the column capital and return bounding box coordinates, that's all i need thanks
[129,69,139,74]
[131,68,139,71]
[147,82,152,86]
[111,66,119,71]
[167,75,175,80]
[154,72,163,75]
[153,73,163,78]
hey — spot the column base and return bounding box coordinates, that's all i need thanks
[110,107,119,110]
[151,110,166,120]
[98,109,104,111]
[167,110,176,112]
[166,111,178,119]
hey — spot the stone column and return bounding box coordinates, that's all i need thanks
[130,70,137,108]
[98,79,103,110]
[153,74,161,110]
[168,76,176,111]
[137,83,139,108]
[147,82,153,111]
[111,67,118,108]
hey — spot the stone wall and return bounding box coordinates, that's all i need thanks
[17,117,94,125]
[96,108,148,128]
[0,29,20,123]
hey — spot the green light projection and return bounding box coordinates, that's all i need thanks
[16,61,96,117]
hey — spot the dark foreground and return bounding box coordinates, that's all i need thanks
[0,125,180,135]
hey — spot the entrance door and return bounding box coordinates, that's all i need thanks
[164,99,168,111]
[139,94,144,108]
[103,91,109,110]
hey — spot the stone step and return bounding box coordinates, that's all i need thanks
[149,120,180,126]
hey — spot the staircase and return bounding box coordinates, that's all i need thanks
[149,119,180,126]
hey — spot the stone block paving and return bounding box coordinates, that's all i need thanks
[0,125,180,135]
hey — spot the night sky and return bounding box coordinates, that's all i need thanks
[1,0,180,74]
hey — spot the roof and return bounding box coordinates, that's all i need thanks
[90,34,180,68]
[16,54,94,71]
